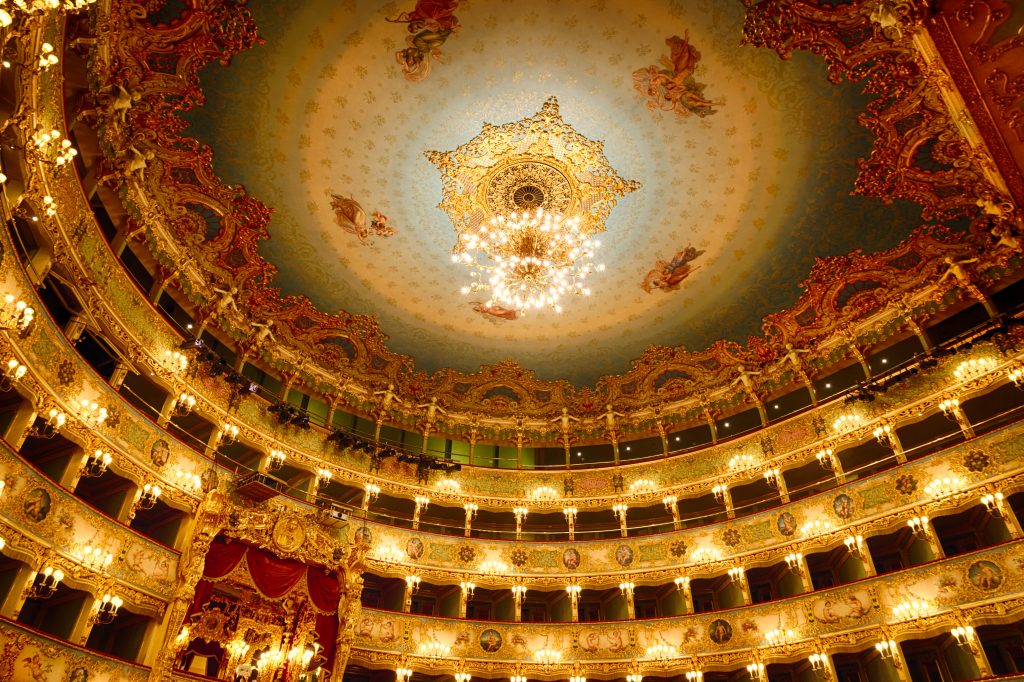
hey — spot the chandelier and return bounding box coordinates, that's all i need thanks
[428,97,639,316]
[454,208,602,313]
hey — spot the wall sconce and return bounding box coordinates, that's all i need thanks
[981,492,1005,517]
[674,576,690,591]
[872,423,894,445]
[630,478,656,494]
[460,580,475,599]
[569,675,586,682]
[82,449,112,478]
[29,566,64,599]
[954,358,996,382]
[172,392,197,417]
[395,667,413,682]
[938,397,961,418]
[1008,366,1024,387]
[765,628,794,646]
[76,398,108,428]
[436,478,461,493]
[612,502,629,519]
[364,483,381,508]
[404,575,421,594]
[951,625,977,652]
[534,649,561,664]
[79,544,113,571]
[511,677,527,682]
[511,584,527,599]
[832,414,862,433]
[377,545,403,564]
[0,359,27,390]
[37,42,58,70]
[844,534,865,558]
[161,350,188,376]
[712,484,727,503]
[415,495,431,511]
[175,469,202,492]
[924,476,964,498]
[563,505,578,539]
[816,448,834,470]
[418,641,451,658]
[662,495,677,509]
[728,566,745,584]
[893,599,930,621]
[455,674,472,682]
[618,581,635,597]
[645,643,673,660]
[0,295,35,331]
[907,515,930,537]
[315,468,332,489]
[763,468,780,488]
[875,639,901,666]
[809,653,830,676]
[173,626,191,652]
[729,454,755,470]
[41,195,58,218]
[138,483,161,510]
[746,663,766,681]
[464,502,479,520]
[784,552,803,574]
[266,450,286,472]
[480,560,509,576]
[219,422,239,445]
[95,593,123,624]
[684,673,702,682]
[29,408,66,439]
[690,546,721,564]
[227,637,250,664]
[628,675,645,682]
[801,519,833,536]
[530,485,558,500]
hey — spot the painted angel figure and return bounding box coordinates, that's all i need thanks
[633,34,722,118]
[388,0,461,81]
[641,245,706,293]
[371,211,396,238]
[472,301,518,321]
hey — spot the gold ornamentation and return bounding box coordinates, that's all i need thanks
[272,514,307,553]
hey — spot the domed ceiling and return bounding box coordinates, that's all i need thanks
[184,0,923,386]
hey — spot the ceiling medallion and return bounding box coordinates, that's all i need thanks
[427,97,640,315]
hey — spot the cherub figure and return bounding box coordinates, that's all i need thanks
[550,406,580,441]
[993,224,1023,252]
[782,343,809,371]
[371,211,396,238]
[373,383,404,414]
[252,320,277,346]
[111,84,141,124]
[599,404,625,435]
[212,285,239,316]
[731,365,761,395]
[938,256,979,285]
[417,396,447,430]
[125,145,154,182]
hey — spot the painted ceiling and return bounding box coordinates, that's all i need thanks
[184,0,924,387]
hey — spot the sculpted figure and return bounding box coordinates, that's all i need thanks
[212,285,239,315]
[252,320,276,346]
[938,256,979,285]
[731,364,761,393]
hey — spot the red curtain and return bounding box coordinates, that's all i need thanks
[200,536,341,612]
[246,547,307,599]
[306,567,340,612]
[202,537,248,579]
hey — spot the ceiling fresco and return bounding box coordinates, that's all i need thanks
[183,0,925,386]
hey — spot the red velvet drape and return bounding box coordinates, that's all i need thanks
[246,547,307,599]
[193,535,342,670]
[202,536,249,579]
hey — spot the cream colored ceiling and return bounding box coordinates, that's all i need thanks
[186,0,923,385]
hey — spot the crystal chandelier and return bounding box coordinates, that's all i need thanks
[454,208,603,314]
[428,97,639,317]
